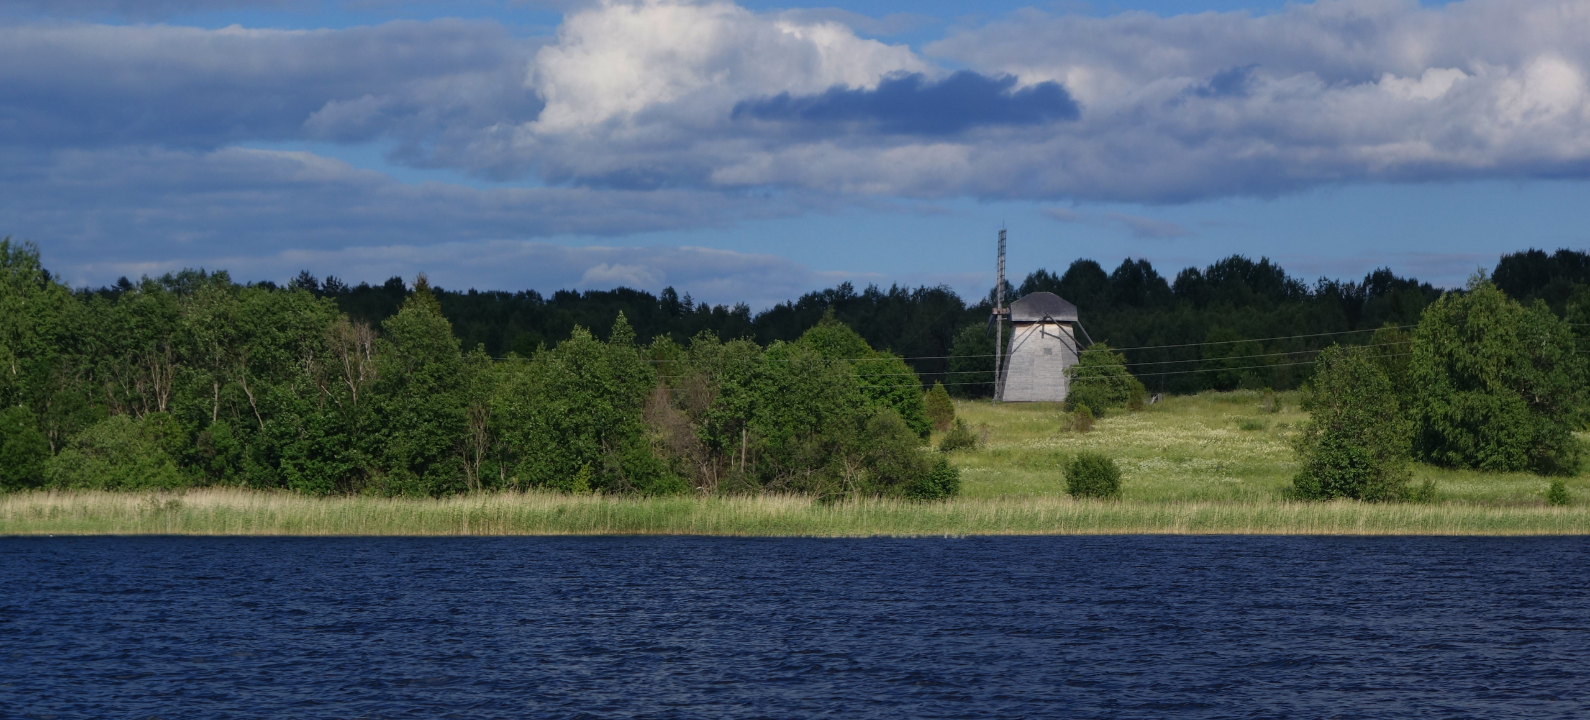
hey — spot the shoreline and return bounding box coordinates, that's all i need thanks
[3,489,1586,537]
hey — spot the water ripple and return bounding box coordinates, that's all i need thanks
[1,536,1587,718]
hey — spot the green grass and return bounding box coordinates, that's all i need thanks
[942,390,1590,508]
[3,391,1586,536]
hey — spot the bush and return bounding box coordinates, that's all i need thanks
[0,406,49,491]
[937,418,979,452]
[46,413,186,490]
[1065,452,1121,499]
[1065,343,1145,418]
[1410,278,1587,475]
[924,381,955,432]
[1547,478,1570,506]
[1071,404,1095,433]
[1292,345,1412,501]
[905,456,961,500]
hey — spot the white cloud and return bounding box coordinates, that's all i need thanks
[7,0,1590,292]
[527,0,926,132]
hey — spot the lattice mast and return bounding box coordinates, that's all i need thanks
[993,228,1007,402]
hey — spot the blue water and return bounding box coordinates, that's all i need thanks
[1,536,1587,718]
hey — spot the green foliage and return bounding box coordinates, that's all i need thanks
[496,314,672,495]
[923,381,955,431]
[1065,343,1144,417]
[0,405,49,490]
[367,276,469,496]
[1292,345,1413,501]
[46,414,186,490]
[1201,327,1268,391]
[938,418,979,452]
[7,246,1585,499]
[905,456,961,500]
[1546,478,1569,506]
[1410,279,1587,475]
[947,323,997,397]
[1065,452,1121,499]
[798,314,931,437]
[1070,404,1094,433]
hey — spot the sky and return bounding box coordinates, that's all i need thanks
[3,0,1589,307]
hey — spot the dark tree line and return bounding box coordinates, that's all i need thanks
[76,247,1590,398]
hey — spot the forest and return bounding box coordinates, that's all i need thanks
[2,238,1587,497]
[287,246,1588,395]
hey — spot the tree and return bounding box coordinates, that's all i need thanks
[1410,278,1586,475]
[369,275,469,495]
[1292,345,1414,501]
[923,381,955,432]
[947,324,996,398]
[0,406,49,491]
[497,314,676,494]
[1065,343,1145,417]
[797,313,931,437]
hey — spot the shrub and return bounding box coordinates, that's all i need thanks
[1065,452,1121,499]
[1065,343,1145,418]
[46,413,186,490]
[1237,418,1266,431]
[0,406,49,491]
[904,456,961,500]
[1546,478,1570,506]
[937,418,979,452]
[1292,345,1412,501]
[1071,405,1094,433]
[1410,278,1587,474]
[924,381,955,432]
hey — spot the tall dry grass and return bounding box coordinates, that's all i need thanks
[3,488,1586,536]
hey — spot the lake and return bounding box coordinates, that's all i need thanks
[2,536,1587,718]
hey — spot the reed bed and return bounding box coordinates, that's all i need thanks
[3,488,1586,536]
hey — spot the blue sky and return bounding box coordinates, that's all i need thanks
[2,0,1586,307]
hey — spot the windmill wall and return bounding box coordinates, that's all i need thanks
[998,321,1079,402]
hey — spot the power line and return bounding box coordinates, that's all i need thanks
[852,352,1417,389]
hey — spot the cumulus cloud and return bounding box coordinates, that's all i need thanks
[7,0,1590,290]
[483,0,1590,201]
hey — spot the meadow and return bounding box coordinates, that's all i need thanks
[3,391,1585,536]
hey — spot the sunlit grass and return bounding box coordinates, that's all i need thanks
[4,392,1585,536]
[942,391,1589,507]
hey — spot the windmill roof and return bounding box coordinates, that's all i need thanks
[1009,291,1078,322]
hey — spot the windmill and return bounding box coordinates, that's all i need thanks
[988,228,1090,403]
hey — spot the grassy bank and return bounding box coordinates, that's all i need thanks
[3,488,1588,536]
[946,391,1589,506]
[4,391,1585,536]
